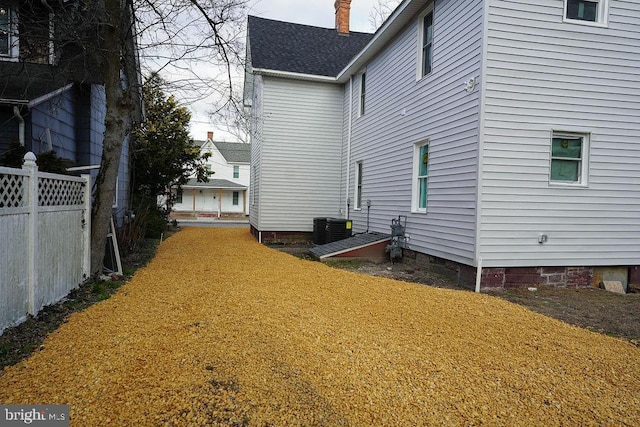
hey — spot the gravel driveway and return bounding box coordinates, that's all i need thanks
[1,227,638,426]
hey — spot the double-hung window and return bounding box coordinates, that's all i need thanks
[417,7,434,79]
[564,0,609,26]
[412,142,429,212]
[233,165,239,178]
[550,132,589,185]
[0,7,16,58]
[354,161,363,210]
[359,72,366,116]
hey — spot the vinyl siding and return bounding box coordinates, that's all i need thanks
[249,75,263,229]
[30,89,76,160]
[258,77,344,231]
[344,0,483,265]
[480,0,640,267]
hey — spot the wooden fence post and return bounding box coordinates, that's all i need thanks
[23,152,38,315]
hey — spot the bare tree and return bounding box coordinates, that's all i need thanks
[87,0,248,275]
[368,0,401,30]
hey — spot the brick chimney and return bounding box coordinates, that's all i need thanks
[335,0,352,34]
[207,131,213,140]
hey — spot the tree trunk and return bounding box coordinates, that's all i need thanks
[89,0,133,276]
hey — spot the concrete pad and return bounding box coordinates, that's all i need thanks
[603,281,626,295]
[593,267,628,292]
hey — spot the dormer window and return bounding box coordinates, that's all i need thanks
[564,0,609,26]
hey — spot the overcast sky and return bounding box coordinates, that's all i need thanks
[188,0,402,141]
[246,0,396,33]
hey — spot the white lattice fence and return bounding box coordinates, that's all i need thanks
[0,172,25,209]
[39,177,85,206]
[0,153,91,333]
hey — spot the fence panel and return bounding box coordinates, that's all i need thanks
[0,153,91,333]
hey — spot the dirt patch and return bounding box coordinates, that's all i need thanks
[324,259,640,347]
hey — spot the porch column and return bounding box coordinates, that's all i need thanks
[218,189,222,217]
[243,190,247,215]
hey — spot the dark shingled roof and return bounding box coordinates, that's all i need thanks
[248,15,374,77]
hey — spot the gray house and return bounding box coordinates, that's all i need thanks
[244,0,640,290]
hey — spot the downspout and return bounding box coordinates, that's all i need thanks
[475,256,483,293]
[13,106,25,146]
[345,76,354,217]
[475,0,492,293]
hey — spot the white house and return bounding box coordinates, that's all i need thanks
[171,133,250,218]
[244,0,640,289]
[244,11,373,241]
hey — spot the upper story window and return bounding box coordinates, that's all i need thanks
[550,131,589,186]
[233,165,239,178]
[359,72,366,116]
[564,0,609,26]
[417,7,434,79]
[1,7,56,63]
[0,7,17,59]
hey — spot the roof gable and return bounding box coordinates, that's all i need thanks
[212,141,251,163]
[247,15,374,78]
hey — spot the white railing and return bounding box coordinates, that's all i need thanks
[0,152,91,334]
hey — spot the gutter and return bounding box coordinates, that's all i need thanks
[28,83,74,108]
[252,68,338,83]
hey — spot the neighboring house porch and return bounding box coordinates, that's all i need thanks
[170,178,248,220]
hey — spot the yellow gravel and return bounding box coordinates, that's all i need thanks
[1,227,639,426]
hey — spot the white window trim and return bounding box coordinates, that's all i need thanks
[563,0,609,28]
[358,71,366,117]
[412,140,429,213]
[549,130,590,188]
[354,161,363,210]
[0,7,19,61]
[416,4,434,81]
